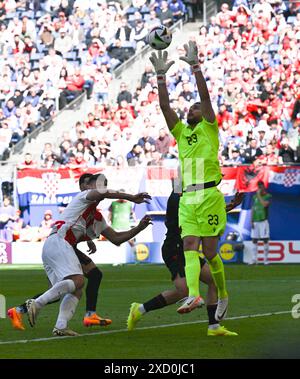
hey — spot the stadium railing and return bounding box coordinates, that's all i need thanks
[203,0,218,25]
[112,18,184,79]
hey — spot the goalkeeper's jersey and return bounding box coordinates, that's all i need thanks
[171,118,222,190]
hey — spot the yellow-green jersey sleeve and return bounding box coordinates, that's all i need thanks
[171,120,184,142]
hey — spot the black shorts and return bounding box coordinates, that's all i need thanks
[74,247,93,266]
[161,239,206,281]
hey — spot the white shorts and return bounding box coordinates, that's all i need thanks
[42,234,83,285]
[251,220,270,240]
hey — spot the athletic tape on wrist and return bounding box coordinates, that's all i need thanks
[157,74,166,84]
[191,63,201,73]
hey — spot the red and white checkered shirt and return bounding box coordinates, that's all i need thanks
[51,191,107,245]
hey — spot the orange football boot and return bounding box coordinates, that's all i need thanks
[83,313,112,327]
[7,308,25,331]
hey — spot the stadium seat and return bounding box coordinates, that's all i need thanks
[64,51,77,61]
[269,44,279,53]
[287,16,296,24]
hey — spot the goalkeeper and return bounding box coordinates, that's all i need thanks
[149,42,228,321]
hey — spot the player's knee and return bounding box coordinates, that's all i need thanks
[73,275,85,290]
[73,287,83,300]
[183,237,198,251]
[86,267,102,284]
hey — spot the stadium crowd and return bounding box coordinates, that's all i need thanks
[22,0,299,170]
[0,0,189,161]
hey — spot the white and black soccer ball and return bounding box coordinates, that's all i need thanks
[147,25,172,50]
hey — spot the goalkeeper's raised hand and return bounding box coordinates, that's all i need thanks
[179,40,199,67]
[149,50,175,75]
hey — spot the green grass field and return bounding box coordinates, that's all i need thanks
[0,264,300,359]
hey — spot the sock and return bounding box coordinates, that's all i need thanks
[55,294,79,330]
[208,254,228,299]
[264,243,269,262]
[85,268,102,313]
[35,279,75,310]
[184,250,201,297]
[207,304,220,329]
[17,292,61,314]
[17,293,44,313]
[85,311,96,317]
[143,294,167,313]
[253,243,258,263]
[138,304,146,314]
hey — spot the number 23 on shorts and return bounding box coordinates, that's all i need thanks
[208,214,219,225]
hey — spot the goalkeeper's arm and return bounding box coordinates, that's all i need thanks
[149,50,179,131]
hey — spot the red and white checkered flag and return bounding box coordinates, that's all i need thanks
[42,173,61,199]
[283,169,298,188]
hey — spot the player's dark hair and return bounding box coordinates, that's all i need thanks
[79,173,93,187]
[257,181,264,186]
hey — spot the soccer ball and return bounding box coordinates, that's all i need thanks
[147,25,172,50]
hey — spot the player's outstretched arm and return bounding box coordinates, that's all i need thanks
[86,190,152,204]
[225,192,244,213]
[180,40,215,123]
[149,50,179,130]
[101,216,152,246]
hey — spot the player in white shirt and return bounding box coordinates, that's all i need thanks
[8,173,152,333]
[23,173,151,336]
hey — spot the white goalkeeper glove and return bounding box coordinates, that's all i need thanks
[179,40,200,70]
[149,50,175,75]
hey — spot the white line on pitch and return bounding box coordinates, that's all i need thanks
[0,310,291,346]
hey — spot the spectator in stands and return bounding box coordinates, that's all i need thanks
[169,0,186,22]
[278,138,296,164]
[216,2,233,29]
[36,209,54,241]
[6,209,28,241]
[158,1,174,27]
[243,139,264,164]
[133,19,148,50]
[154,128,171,157]
[224,148,243,166]
[54,27,73,54]
[146,9,161,28]
[263,143,279,165]
[288,121,299,151]
[18,152,37,168]
[127,143,144,166]
[117,82,133,105]
[138,127,155,149]
[114,16,135,46]
[0,119,12,158]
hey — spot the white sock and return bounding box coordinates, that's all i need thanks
[252,243,258,263]
[264,243,269,262]
[35,279,75,310]
[208,323,220,330]
[55,294,79,330]
[138,304,146,314]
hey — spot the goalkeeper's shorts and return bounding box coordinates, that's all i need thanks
[179,186,227,239]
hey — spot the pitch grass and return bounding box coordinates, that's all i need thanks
[0,264,300,359]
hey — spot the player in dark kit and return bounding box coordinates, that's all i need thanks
[127,190,243,336]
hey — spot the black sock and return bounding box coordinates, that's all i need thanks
[207,304,218,325]
[86,267,102,312]
[143,294,167,313]
[18,292,60,313]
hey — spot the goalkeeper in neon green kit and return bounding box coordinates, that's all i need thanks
[149,41,228,321]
